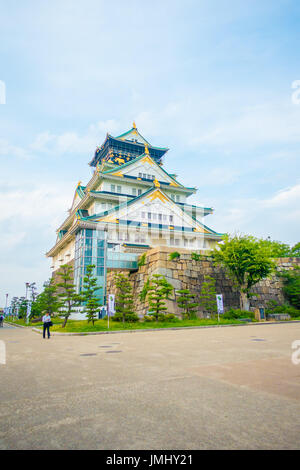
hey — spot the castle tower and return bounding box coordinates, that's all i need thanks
[46,123,222,304]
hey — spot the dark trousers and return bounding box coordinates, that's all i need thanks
[43,323,50,338]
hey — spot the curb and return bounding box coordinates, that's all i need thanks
[4,321,26,328]
[31,320,300,336]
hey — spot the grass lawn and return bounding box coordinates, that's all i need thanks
[6,317,63,327]
[48,317,245,333]
[8,316,299,334]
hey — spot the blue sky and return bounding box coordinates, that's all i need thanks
[1,0,300,300]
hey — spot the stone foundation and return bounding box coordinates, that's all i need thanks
[106,246,300,317]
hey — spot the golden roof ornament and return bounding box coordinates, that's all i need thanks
[133,121,137,129]
[144,144,149,155]
[153,178,160,188]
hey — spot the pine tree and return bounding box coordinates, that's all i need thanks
[199,275,217,317]
[18,297,29,319]
[35,278,61,317]
[113,272,135,323]
[56,264,81,328]
[10,297,19,316]
[176,289,198,319]
[140,274,173,322]
[81,265,101,325]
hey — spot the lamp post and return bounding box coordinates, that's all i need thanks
[25,282,30,300]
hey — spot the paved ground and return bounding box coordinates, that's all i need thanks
[0,322,300,450]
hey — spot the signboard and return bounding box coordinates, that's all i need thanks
[108,294,115,316]
[216,294,224,314]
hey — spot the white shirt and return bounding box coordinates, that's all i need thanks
[42,314,51,323]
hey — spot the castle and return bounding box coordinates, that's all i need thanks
[47,123,222,304]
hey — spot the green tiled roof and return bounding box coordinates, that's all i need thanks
[102,152,189,189]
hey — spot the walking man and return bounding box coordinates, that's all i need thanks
[0,314,4,327]
[42,313,52,339]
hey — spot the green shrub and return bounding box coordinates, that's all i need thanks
[138,253,146,267]
[112,312,139,322]
[223,308,255,320]
[169,251,180,261]
[266,303,300,318]
[280,268,300,309]
[125,313,140,323]
[157,314,167,322]
[164,313,179,322]
[144,315,155,322]
[191,252,202,261]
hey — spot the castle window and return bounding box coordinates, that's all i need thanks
[132,188,137,195]
[111,184,115,192]
[117,185,121,193]
[176,195,180,202]
[138,189,142,196]
[148,213,151,220]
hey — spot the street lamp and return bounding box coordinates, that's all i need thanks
[25,282,30,300]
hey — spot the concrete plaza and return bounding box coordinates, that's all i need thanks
[0,322,300,449]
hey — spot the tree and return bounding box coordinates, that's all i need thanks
[56,264,81,328]
[280,267,300,309]
[18,297,29,319]
[81,265,101,325]
[33,278,61,318]
[199,275,217,317]
[140,274,173,321]
[258,238,291,258]
[113,272,135,323]
[10,297,19,316]
[290,243,300,258]
[212,234,275,311]
[258,238,300,258]
[176,289,198,319]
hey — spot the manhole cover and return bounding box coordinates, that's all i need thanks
[80,353,97,356]
[106,350,122,354]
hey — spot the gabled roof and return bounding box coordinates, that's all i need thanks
[79,185,221,236]
[90,124,169,167]
[101,151,187,189]
[115,123,151,146]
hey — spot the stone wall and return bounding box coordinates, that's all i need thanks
[106,246,300,317]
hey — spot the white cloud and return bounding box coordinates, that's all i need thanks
[263,183,300,208]
[210,183,300,244]
[191,103,300,149]
[30,119,121,155]
[0,138,30,159]
[0,185,71,227]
